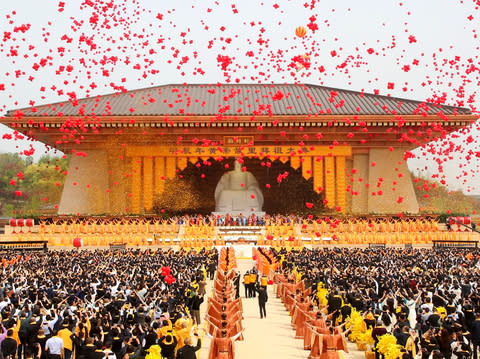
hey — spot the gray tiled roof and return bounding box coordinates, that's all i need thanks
[6,83,471,117]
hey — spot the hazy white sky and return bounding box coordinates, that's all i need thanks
[0,0,479,194]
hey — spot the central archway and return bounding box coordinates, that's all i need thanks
[152,157,326,215]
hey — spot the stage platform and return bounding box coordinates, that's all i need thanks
[1,216,479,249]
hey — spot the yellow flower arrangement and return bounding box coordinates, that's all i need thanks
[376,334,402,359]
[316,282,329,308]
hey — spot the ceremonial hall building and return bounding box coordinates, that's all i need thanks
[1,83,475,215]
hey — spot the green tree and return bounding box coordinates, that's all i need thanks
[0,153,69,216]
[0,153,28,215]
[413,174,480,215]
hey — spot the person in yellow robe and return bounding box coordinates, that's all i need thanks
[58,322,73,359]
[175,320,194,350]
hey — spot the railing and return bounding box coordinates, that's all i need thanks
[0,240,48,252]
[432,240,478,248]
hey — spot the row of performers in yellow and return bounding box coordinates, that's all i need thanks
[8,228,476,247]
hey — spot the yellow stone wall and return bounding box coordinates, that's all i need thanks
[58,150,110,215]
[367,148,419,214]
[56,144,418,215]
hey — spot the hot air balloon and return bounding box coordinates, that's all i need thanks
[295,26,307,38]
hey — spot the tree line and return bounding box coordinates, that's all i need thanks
[0,153,69,217]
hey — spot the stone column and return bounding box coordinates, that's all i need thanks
[165,157,176,179]
[351,153,369,214]
[131,157,142,214]
[345,158,353,213]
[143,157,153,212]
[313,157,323,193]
[155,156,165,194]
[107,148,128,214]
[58,150,110,214]
[336,156,346,212]
[324,156,335,208]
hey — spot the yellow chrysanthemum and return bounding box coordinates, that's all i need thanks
[316,282,329,308]
[377,334,402,359]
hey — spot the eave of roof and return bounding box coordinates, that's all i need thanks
[4,83,473,119]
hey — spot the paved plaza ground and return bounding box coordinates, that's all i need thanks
[198,257,365,359]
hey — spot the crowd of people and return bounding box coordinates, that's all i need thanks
[273,247,480,359]
[1,243,480,359]
[0,249,218,359]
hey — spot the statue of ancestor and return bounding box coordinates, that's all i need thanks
[214,160,264,213]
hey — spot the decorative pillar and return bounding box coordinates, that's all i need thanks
[155,157,165,195]
[313,157,324,194]
[345,158,353,213]
[107,147,128,214]
[336,156,346,212]
[143,157,153,212]
[165,157,176,180]
[131,156,142,214]
[351,154,369,214]
[324,156,335,208]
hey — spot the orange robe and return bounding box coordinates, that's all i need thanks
[208,336,234,359]
[292,301,310,338]
[206,317,244,341]
[275,274,288,298]
[310,332,347,359]
[304,317,327,350]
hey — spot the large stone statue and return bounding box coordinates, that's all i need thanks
[214,160,264,214]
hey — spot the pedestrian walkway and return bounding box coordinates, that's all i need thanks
[234,258,308,358]
[199,257,365,359]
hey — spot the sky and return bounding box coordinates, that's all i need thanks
[0,0,479,194]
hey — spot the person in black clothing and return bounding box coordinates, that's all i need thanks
[394,325,410,347]
[208,261,216,280]
[158,332,177,359]
[91,342,106,359]
[472,312,480,359]
[35,329,48,359]
[243,272,250,298]
[327,289,342,325]
[233,272,240,299]
[143,327,157,350]
[255,284,268,319]
[427,312,441,330]
[190,293,204,325]
[79,337,96,359]
[26,317,42,353]
[1,329,17,359]
[176,335,201,359]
